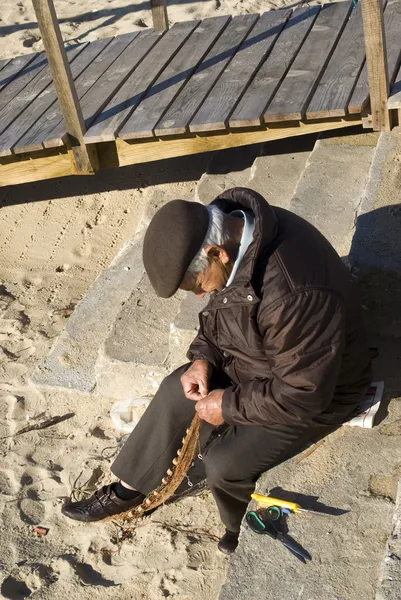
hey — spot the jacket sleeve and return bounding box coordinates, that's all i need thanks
[222,289,346,426]
[187,331,223,370]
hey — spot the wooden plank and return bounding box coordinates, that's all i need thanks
[388,63,401,107]
[13,35,137,154]
[189,9,291,133]
[0,59,11,73]
[0,53,38,93]
[9,38,111,156]
[2,39,112,157]
[15,32,138,154]
[0,52,48,113]
[264,1,353,123]
[0,148,74,187]
[349,0,401,115]
[0,44,85,141]
[155,15,260,137]
[361,0,391,130]
[119,16,230,140]
[82,29,165,145]
[151,0,169,31]
[306,2,367,119]
[32,0,99,174]
[229,6,320,129]
[114,115,362,167]
[85,21,197,143]
[44,31,148,148]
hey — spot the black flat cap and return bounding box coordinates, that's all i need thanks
[143,200,209,298]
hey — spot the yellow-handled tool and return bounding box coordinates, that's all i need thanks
[251,493,329,516]
[251,494,302,512]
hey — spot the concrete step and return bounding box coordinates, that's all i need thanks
[32,227,149,395]
[32,191,185,400]
[350,132,401,276]
[169,293,207,370]
[248,133,317,210]
[220,129,401,600]
[31,124,401,598]
[196,135,318,208]
[196,143,264,204]
[290,129,379,258]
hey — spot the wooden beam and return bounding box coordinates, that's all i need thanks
[361,0,391,131]
[151,0,169,31]
[109,115,363,168]
[0,148,74,187]
[0,115,363,187]
[31,0,99,173]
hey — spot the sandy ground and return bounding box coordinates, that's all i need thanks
[0,0,299,59]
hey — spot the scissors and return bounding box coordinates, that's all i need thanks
[246,507,312,564]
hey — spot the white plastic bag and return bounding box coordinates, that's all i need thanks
[110,397,150,435]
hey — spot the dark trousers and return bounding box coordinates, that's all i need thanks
[112,364,337,532]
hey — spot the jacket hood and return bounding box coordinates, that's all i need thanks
[211,187,278,287]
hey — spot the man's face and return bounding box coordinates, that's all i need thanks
[181,245,230,298]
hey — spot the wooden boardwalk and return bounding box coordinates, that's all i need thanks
[1,0,401,186]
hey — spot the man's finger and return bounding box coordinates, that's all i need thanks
[185,389,203,401]
[198,379,208,398]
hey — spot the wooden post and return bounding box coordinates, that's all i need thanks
[31,0,99,173]
[361,0,391,131]
[151,0,169,31]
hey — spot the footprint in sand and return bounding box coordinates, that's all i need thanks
[0,469,20,496]
[22,34,41,48]
[72,241,93,259]
[60,554,118,587]
[1,564,53,599]
[1,576,32,600]
[0,394,19,437]
[19,496,46,525]
[18,467,51,524]
[186,542,216,569]
[39,474,68,502]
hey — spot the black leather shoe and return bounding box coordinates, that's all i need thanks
[218,530,239,554]
[61,484,144,522]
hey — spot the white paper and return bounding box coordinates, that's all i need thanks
[110,397,150,435]
[345,381,384,428]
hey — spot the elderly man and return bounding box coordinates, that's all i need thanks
[62,188,371,554]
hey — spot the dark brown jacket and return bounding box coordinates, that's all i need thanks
[188,188,372,427]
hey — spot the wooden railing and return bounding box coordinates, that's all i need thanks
[32,0,99,174]
[151,0,169,31]
[361,0,391,130]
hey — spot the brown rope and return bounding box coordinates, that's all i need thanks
[118,414,201,521]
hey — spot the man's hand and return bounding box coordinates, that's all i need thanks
[195,389,224,426]
[181,359,211,401]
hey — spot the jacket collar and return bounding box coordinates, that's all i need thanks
[211,188,278,290]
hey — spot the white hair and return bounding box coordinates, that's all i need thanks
[186,205,229,277]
